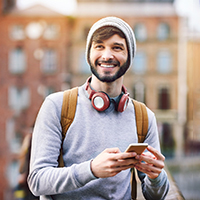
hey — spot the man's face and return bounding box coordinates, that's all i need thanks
[89,34,129,83]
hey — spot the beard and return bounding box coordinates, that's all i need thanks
[89,59,129,83]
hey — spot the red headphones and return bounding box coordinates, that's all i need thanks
[85,77,129,112]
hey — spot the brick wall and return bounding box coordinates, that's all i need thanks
[0,7,71,198]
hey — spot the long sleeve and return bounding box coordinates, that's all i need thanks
[138,170,169,200]
[27,93,96,196]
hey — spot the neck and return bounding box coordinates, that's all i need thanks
[90,75,124,97]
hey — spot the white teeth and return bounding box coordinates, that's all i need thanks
[101,64,114,68]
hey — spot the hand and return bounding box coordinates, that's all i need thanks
[134,146,165,179]
[91,148,138,178]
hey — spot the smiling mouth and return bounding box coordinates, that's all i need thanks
[100,64,115,68]
[97,60,119,68]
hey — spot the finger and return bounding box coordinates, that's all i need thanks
[135,163,162,179]
[117,157,139,167]
[109,156,138,169]
[135,152,155,161]
[114,152,137,160]
[138,155,165,169]
[109,153,139,168]
[142,152,155,159]
[137,162,163,174]
[113,163,136,172]
[136,165,160,179]
[147,146,165,161]
[104,148,121,154]
[105,161,135,176]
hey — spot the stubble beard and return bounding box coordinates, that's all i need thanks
[89,59,129,83]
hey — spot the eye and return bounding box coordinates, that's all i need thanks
[95,44,104,49]
[115,46,123,50]
[113,46,123,51]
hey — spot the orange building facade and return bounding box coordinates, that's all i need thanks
[186,38,200,154]
[0,0,196,199]
[0,1,72,199]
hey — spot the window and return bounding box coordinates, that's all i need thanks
[132,51,147,74]
[157,50,172,74]
[158,87,170,110]
[157,22,170,41]
[9,86,30,111]
[79,50,90,74]
[133,82,146,103]
[160,123,175,158]
[10,25,25,40]
[6,161,19,188]
[41,49,57,73]
[134,23,147,42]
[43,24,60,40]
[9,47,26,74]
[6,119,23,153]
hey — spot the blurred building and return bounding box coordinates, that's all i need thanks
[0,0,72,199]
[186,32,200,154]
[0,0,195,199]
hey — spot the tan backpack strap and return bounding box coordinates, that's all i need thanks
[131,167,137,200]
[132,99,148,143]
[58,87,78,167]
[61,87,78,139]
[131,99,148,200]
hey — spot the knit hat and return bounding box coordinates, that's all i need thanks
[86,16,136,69]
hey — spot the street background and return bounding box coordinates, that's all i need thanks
[0,0,199,199]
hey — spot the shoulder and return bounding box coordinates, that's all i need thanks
[45,86,82,109]
[46,91,64,103]
[38,91,65,117]
[146,106,156,121]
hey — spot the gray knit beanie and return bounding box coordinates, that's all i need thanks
[86,16,136,69]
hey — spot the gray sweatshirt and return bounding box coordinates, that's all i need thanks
[28,83,169,200]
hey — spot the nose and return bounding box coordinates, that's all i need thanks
[102,48,114,61]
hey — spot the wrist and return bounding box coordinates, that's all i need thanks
[90,159,99,178]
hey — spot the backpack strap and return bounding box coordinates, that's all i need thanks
[132,99,148,143]
[61,87,78,138]
[131,99,148,200]
[58,87,78,167]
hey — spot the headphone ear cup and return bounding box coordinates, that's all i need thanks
[117,94,129,112]
[91,92,110,112]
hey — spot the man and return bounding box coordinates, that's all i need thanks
[28,17,169,200]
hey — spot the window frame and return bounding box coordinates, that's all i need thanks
[134,23,147,42]
[157,50,172,74]
[40,48,57,74]
[9,47,26,74]
[157,22,170,41]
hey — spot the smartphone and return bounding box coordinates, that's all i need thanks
[125,143,148,155]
